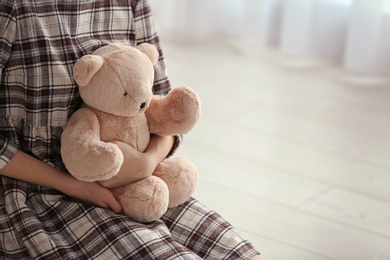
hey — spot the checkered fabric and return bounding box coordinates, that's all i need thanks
[0,0,259,259]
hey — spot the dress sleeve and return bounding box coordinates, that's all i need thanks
[133,0,182,156]
[132,0,171,96]
[0,2,18,170]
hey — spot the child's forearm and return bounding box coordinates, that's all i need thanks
[146,134,175,165]
[99,135,175,189]
[0,150,77,192]
[0,150,123,213]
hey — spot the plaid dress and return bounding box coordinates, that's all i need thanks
[0,0,259,259]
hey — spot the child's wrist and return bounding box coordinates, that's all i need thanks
[54,171,81,196]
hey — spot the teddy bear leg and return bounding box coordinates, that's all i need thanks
[111,176,169,223]
[153,157,199,208]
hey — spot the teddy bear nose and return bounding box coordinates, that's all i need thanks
[140,102,146,110]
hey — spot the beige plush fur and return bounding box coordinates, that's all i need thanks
[61,43,200,222]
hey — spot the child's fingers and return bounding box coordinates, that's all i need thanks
[109,200,123,214]
[104,194,123,214]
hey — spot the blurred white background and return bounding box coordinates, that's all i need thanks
[150,1,390,259]
[151,0,390,81]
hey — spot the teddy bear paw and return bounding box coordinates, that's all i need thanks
[168,87,201,123]
[65,142,124,182]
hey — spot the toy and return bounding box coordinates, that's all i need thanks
[61,43,200,222]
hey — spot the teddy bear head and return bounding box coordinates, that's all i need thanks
[73,43,159,117]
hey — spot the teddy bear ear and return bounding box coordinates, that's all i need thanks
[73,55,105,87]
[136,43,159,65]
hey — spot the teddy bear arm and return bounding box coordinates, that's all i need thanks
[61,108,124,182]
[146,87,201,136]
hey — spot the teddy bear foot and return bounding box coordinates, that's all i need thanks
[153,157,199,208]
[112,176,169,222]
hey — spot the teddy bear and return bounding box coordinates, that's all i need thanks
[61,43,200,222]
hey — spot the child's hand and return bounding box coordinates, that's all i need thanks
[65,180,123,214]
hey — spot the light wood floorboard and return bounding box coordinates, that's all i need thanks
[161,35,390,260]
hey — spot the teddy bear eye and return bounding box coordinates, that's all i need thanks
[123,91,128,96]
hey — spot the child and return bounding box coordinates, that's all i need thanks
[0,0,261,259]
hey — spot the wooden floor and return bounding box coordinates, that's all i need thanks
[160,35,390,260]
